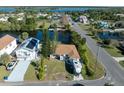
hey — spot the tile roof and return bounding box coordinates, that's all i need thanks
[55,44,80,59]
[0,34,16,50]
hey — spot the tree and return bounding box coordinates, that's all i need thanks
[22,32,29,40]
[37,58,45,80]
[0,53,11,68]
[65,24,71,31]
[41,29,51,57]
[8,17,17,24]
[18,32,29,43]
[102,39,111,45]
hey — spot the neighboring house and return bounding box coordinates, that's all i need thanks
[0,16,9,22]
[53,44,82,74]
[114,21,124,28]
[79,16,89,24]
[119,41,124,51]
[54,44,80,61]
[16,38,39,60]
[37,13,48,18]
[98,21,109,29]
[0,35,17,56]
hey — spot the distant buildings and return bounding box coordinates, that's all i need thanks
[36,13,48,18]
[0,35,17,56]
[0,14,9,22]
[16,38,39,60]
[98,21,109,29]
[79,16,89,24]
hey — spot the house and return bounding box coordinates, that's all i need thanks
[79,16,89,24]
[36,13,48,18]
[55,44,80,61]
[0,16,9,22]
[16,38,39,60]
[0,35,17,56]
[119,41,124,51]
[98,21,109,29]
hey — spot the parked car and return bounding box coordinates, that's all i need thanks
[3,76,8,80]
[72,59,82,74]
[7,61,17,71]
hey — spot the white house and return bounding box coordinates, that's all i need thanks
[79,16,89,24]
[0,35,17,56]
[0,16,9,22]
[16,38,39,60]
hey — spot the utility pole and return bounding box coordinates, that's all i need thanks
[94,43,100,78]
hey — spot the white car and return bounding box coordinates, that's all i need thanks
[73,59,82,74]
[7,61,17,71]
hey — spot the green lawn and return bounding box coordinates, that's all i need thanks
[0,66,10,81]
[83,45,105,80]
[104,46,124,57]
[24,64,38,81]
[78,22,90,31]
[44,59,73,81]
[119,61,124,68]
[24,59,73,81]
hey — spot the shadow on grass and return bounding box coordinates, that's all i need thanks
[65,61,74,74]
[116,46,124,55]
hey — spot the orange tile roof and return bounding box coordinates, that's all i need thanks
[55,44,80,59]
[0,35,16,50]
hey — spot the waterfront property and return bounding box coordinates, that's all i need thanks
[0,34,17,56]
[16,38,39,60]
[98,29,124,39]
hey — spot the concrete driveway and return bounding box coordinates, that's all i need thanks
[5,59,31,82]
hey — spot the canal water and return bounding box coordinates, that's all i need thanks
[36,30,71,44]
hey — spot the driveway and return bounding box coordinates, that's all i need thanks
[5,59,31,82]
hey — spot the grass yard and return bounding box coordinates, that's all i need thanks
[44,59,73,81]
[24,59,73,81]
[104,46,124,57]
[119,61,124,68]
[0,66,10,81]
[78,22,90,31]
[24,64,38,81]
[83,45,105,80]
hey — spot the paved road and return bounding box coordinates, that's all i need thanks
[67,16,124,85]
[5,59,31,82]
